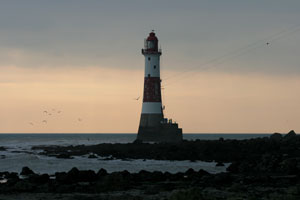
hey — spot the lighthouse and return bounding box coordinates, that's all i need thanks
[137,31,183,143]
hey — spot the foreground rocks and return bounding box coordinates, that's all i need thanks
[1,166,300,199]
[1,130,300,199]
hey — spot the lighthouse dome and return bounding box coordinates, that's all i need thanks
[147,32,158,41]
[145,32,158,51]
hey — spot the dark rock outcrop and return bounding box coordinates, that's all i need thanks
[33,130,298,164]
[20,167,35,176]
[284,130,297,140]
[270,132,282,141]
[56,153,73,159]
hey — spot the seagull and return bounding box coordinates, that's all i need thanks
[42,120,47,124]
[78,118,82,122]
[266,42,270,45]
[57,110,62,114]
[43,111,48,114]
[29,122,34,126]
[134,96,140,101]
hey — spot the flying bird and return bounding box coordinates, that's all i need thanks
[48,113,52,116]
[57,110,62,114]
[78,118,82,122]
[42,120,47,124]
[29,122,34,126]
[43,111,48,114]
[266,42,270,45]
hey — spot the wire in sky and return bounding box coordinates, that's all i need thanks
[162,24,300,87]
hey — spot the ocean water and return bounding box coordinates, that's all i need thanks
[0,133,270,174]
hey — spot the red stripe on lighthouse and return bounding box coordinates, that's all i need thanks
[143,77,161,102]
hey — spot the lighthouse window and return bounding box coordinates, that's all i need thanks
[148,74,150,77]
[148,57,151,61]
[153,65,156,69]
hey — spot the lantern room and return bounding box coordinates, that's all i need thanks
[142,31,161,55]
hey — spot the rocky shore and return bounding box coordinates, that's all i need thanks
[0,165,300,199]
[33,130,300,164]
[1,130,300,199]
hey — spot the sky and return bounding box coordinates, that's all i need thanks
[0,0,300,133]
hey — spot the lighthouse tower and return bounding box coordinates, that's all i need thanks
[137,31,182,143]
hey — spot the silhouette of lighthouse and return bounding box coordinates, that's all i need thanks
[137,31,182,143]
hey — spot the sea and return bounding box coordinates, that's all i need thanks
[0,133,270,175]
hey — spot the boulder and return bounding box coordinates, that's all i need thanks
[97,168,108,178]
[6,172,19,180]
[56,153,73,159]
[227,162,240,173]
[284,130,297,140]
[77,170,97,182]
[28,174,50,184]
[55,172,69,183]
[279,158,299,175]
[216,162,225,167]
[13,180,35,192]
[88,154,97,158]
[270,133,282,141]
[20,166,35,176]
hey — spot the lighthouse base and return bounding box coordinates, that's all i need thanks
[137,123,183,143]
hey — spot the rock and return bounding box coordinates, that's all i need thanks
[13,180,35,192]
[0,146,6,151]
[68,167,79,177]
[56,153,73,159]
[62,168,98,183]
[284,130,297,139]
[28,174,49,184]
[55,172,68,183]
[216,162,225,167]
[97,168,108,178]
[213,173,233,185]
[270,133,282,141]
[88,154,97,158]
[6,172,19,180]
[0,171,9,177]
[77,170,97,182]
[280,158,299,175]
[20,166,35,176]
[185,168,196,176]
[99,172,132,191]
[137,170,153,182]
[198,169,210,176]
[133,139,142,144]
[150,171,165,182]
[227,162,240,173]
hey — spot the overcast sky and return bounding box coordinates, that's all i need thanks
[1,0,300,133]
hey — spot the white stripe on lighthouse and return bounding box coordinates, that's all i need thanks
[142,102,162,114]
[144,55,160,77]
